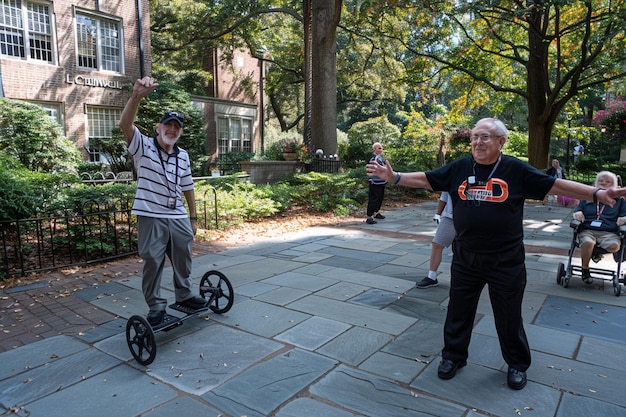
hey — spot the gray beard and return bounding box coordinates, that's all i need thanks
[157,128,179,147]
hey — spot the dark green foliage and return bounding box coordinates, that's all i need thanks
[278,171,363,215]
[573,156,603,174]
[0,98,81,174]
[0,153,80,221]
[214,152,255,176]
[89,128,133,174]
[45,183,136,215]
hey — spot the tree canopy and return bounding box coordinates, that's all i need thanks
[149,0,626,169]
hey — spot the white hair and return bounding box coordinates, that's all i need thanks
[475,118,508,139]
[594,171,618,187]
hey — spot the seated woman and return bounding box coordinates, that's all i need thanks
[572,171,626,284]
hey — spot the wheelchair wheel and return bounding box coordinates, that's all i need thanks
[556,262,565,285]
[613,281,622,297]
[200,270,234,314]
[126,315,157,366]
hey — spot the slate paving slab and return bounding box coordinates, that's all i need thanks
[274,397,360,417]
[348,288,399,308]
[0,348,121,409]
[253,286,310,306]
[136,322,283,396]
[274,316,351,350]
[358,351,425,384]
[202,348,337,417]
[260,271,337,292]
[382,319,444,360]
[0,336,88,381]
[316,326,393,366]
[556,392,626,417]
[141,396,223,417]
[286,294,416,335]
[529,350,626,408]
[576,336,626,369]
[411,361,561,417]
[21,365,177,417]
[210,299,310,337]
[535,295,626,344]
[311,365,466,417]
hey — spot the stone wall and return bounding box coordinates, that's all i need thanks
[239,161,302,184]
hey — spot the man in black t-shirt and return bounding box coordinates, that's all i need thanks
[366,118,626,390]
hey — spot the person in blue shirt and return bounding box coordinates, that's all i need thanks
[572,171,626,284]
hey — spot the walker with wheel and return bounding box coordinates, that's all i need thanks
[556,219,626,296]
[125,269,234,365]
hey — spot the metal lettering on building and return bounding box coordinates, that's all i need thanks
[66,74,123,89]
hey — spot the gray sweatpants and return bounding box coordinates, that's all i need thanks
[137,216,194,312]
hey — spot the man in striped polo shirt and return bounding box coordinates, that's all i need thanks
[119,76,207,326]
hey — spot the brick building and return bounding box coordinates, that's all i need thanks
[192,48,264,160]
[0,0,151,161]
[0,0,263,163]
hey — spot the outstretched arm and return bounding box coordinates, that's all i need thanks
[366,160,432,190]
[119,77,159,145]
[550,178,626,207]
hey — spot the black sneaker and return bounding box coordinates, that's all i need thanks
[147,310,165,326]
[374,213,385,219]
[366,217,377,224]
[581,269,593,284]
[416,277,438,289]
[178,296,208,310]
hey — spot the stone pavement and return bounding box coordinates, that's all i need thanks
[2,201,626,416]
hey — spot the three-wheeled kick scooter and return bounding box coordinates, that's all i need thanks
[125,270,234,365]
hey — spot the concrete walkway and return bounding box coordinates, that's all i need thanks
[2,201,626,417]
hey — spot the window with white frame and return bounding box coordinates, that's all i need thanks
[75,11,121,72]
[0,0,55,63]
[28,101,63,126]
[218,116,253,154]
[86,106,121,163]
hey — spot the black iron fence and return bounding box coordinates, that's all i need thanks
[0,204,137,277]
[1,186,219,278]
[306,158,342,173]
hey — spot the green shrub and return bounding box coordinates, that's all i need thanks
[279,171,362,214]
[0,155,79,220]
[0,98,81,174]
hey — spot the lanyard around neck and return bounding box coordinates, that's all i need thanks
[596,203,605,220]
[154,137,179,197]
[472,153,502,182]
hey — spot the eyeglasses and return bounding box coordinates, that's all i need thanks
[470,134,499,142]
[164,111,185,120]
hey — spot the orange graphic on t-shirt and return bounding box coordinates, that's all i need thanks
[458,178,508,202]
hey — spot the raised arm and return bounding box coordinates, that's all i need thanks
[119,77,159,145]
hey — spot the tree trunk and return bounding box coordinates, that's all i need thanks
[311,0,341,156]
[525,7,552,170]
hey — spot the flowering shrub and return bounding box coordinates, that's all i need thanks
[275,138,311,161]
[593,98,626,138]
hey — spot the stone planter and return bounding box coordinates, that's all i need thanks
[282,152,299,161]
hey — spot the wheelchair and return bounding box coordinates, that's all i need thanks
[556,219,626,296]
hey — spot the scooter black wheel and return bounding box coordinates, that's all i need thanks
[126,315,157,366]
[199,270,234,314]
[556,262,565,285]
